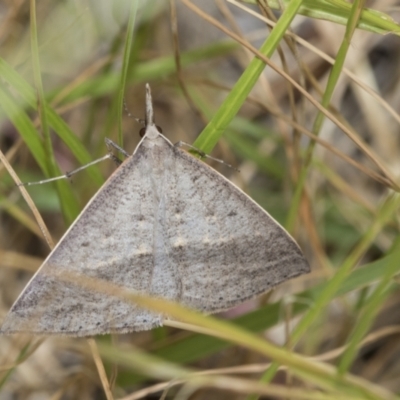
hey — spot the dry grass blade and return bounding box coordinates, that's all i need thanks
[0,149,54,249]
[181,0,399,189]
[87,338,114,400]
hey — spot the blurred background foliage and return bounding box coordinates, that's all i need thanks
[1,0,400,399]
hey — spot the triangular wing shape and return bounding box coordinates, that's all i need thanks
[1,85,309,336]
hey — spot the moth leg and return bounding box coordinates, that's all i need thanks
[17,139,128,187]
[175,141,239,172]
[104,138,130,159]
[17,154,116,187]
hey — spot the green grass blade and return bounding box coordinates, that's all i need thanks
[338,250,400,374]
[287,0,365,232]
[0,86,48,175]
[29,0,78,224]
[242,0,400,35]
[0,58,104,188]
[116,0,138,146]
[193,0,304,154]
[55,41,239,104]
